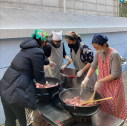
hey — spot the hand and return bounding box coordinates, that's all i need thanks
[94,81,101,92]
[43,81,48,86]
[66,57,73,64]
[61,65,67,70]
[44,65,49,71]
[81,77,89,88]
[49,61,56,69]
[77,69,83,77]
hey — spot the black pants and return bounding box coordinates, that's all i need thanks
[1,98,27,126]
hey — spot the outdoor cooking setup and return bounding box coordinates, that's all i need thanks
[36,77,62,101]
[59,88,102,117]
[36,68,124,126]
[60,68,78,88]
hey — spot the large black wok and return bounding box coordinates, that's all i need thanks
[59,87,102,117]
[36,77,62,96]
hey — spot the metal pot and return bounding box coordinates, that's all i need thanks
[60,68,77,88]
[36,77,62,96]
[59,87,102,117]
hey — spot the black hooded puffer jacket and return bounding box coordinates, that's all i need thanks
[0,38,47,110]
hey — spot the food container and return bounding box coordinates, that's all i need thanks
[60,68,77,88]
[36,77,62,95]
[59,87,102,117]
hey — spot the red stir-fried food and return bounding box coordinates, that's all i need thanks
[64,96,95,107]
[36,82,58,88]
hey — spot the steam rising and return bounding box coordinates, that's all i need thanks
[60,88,94,101]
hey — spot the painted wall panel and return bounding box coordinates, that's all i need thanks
[0,32,127,79]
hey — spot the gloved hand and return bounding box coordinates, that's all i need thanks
[49,61,56,69]
[61,65,67,70]
[44,65,49,71]
[94,81,101,92]
[77,69,83,77]
[81,77,89,88]
[66,57,73,64]
[43,81,48,86]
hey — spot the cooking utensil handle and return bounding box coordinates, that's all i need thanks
[93,97,112,102]
[68,76,76,78]
[82,97,113,105]
[92,92,95,98]
[87,91,96,102]
[88,101,104,106]
[93,97,112,103]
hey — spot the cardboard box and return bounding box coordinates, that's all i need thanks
[32,111,51,126]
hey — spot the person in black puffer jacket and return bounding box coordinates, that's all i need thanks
[0,30,55,126]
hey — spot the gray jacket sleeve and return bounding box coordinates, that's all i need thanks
[91,50,122,79]
[91,53,98,70]
[110,50,122,78]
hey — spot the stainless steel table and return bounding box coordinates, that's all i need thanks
[37,100,124,126]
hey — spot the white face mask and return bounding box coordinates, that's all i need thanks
[96,48,104,54]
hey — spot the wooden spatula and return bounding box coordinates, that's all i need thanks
[82,97,113,105]
[87,91,96,102]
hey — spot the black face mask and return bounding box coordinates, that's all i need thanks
[68,44,74,48]
[55,43,60,47]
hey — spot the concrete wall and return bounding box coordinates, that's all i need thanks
[0,0,117,16]
[0,31,127,79]
[0,7,127,78]
[1,7,127,39]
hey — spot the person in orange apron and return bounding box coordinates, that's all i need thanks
[81,34,127,121]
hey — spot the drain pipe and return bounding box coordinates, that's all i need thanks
[117,0,119,17]
[63,0,66,13]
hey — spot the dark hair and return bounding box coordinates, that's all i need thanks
[92,34,109,47]
[98,42,109,47]
[106,43,109,47]
[65,35,82,42]
[33,34,44,47]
